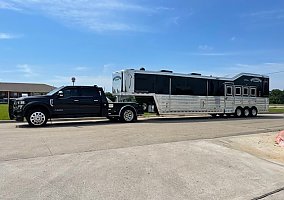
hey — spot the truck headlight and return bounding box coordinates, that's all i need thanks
[109,104,114,108]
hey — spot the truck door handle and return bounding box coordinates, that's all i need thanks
[94,100,99,102]
[74,100,79,102]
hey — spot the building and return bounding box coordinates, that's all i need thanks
[0,82,55,103]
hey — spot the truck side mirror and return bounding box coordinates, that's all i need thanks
[58,91,64,98]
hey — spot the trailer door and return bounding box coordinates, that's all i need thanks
[224,84,235,113]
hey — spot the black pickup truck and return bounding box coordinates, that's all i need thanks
[13,85,143,126]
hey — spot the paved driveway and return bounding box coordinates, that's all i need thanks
[0,114,284,199]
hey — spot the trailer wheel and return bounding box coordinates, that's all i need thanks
[26,109,48,127]
[210,114,217,118]
[234,107,243,118]
[120,107,137,122]
[243,107,250,117]
[250,107,258,117]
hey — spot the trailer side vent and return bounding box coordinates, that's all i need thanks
[190,73,202,76]
[160,70,173,73]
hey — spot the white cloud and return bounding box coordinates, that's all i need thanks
[74,66,88,71]
[247,9,284,19]
[102,63,115,74]
[198,45,213,51]
[49,75,112,91]
[7,0,172,32]
[0,33,19,39]
[17,64,38,77]
[0,1,21,11]
[189,52,235,56]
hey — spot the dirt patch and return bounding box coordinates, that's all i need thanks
[216,132,284,165]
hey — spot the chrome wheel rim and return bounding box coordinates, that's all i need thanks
[30,112,45,126]
[124,110,134,122]
[252,109,257,116]
[244,109,250,116]
[236,109,242,117]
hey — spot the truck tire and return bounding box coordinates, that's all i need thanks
[120,107,137,122]
[26,109,48,127]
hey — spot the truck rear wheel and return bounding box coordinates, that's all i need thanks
[26,109,48,127]
[120,107,137,122]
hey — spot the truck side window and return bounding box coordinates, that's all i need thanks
[81,88,100,98]
[63,88,79,98]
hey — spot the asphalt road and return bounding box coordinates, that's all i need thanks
[0,114,284,199]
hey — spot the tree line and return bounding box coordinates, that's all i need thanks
[270,89,284,104]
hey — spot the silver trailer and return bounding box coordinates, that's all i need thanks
[112,69,269,117]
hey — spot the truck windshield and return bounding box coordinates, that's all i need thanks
[46,86,64,96]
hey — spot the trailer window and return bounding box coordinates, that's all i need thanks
[243,87,249,96]
[112,74,122,94]
[250,88,256,97]
[226,86,233,96]
[134,74,155,93]
[235,87,241,96]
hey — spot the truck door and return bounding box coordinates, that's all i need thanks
[78,87,101,116]
[53,87,81,116]
[224,84,235,113]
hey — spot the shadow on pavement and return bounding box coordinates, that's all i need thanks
[16,114,283,128]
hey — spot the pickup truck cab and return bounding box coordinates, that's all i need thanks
[13,85,143,126]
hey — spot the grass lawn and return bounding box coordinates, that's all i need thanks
[0,104,10,120]
[269,105,284,113]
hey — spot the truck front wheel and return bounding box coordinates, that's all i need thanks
[26,109,48,127]
[120,108,137,122]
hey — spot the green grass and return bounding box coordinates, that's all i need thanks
[269,104,284,113]
[143,112,157,118]
[0,104,10,120]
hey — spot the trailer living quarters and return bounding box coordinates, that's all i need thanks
[112,69,269,117]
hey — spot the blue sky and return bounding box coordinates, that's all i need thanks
[0,0,284,91]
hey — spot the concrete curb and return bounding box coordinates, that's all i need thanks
[0,120,15,123]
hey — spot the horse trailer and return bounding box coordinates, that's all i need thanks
[112,69,269,117]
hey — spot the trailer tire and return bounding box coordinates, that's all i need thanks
[120,107,137,122]
[26,108,48,127]
[250,107,258,117]
[243,107,250,117]
[234,107,243,118]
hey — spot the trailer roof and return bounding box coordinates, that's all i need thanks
[115,69,269,81]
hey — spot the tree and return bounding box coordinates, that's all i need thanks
[270,89,284,104]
